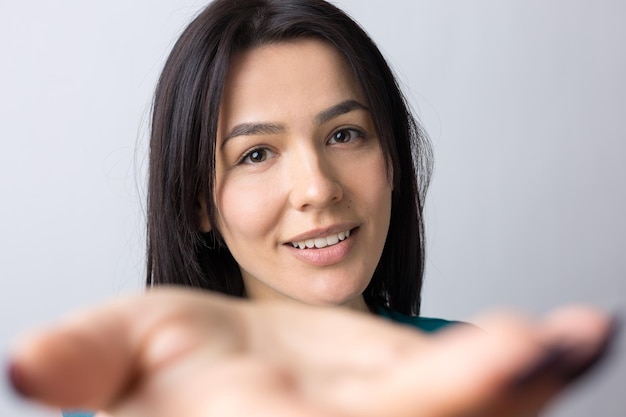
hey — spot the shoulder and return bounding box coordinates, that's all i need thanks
[375,306,465,333]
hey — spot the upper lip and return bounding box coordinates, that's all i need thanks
[284,223,357,244]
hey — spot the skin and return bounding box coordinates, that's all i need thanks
[7,40,615,417]
[9,290,614,417]
[201,39,392,312]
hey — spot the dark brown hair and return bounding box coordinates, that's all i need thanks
[146,0,432,315]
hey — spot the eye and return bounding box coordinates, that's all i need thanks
[328,128,364,144]
[240,147,274,164]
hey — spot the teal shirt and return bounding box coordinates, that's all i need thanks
[377,306,458,333]
[63,310,456,417]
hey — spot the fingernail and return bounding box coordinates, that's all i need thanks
[560,313,621,382]
[512,312,621,388]
[511,345,569,388]
[7,361,31,398]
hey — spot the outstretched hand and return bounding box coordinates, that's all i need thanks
[9,289,615,417]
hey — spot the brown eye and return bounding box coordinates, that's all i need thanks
[241,147,274,164]
[329,128,363,144]
[249,150,265,162]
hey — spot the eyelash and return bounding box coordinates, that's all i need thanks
[238,147,274,165]
[327,127,366,145]
[236,127,367,165]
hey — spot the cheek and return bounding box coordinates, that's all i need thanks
[215,175,284,241]
[353,153,392,210]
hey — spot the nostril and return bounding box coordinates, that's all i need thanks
[289,172,343,209]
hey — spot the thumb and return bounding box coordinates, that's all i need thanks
[9,295,145,410]
[7,289,244,411]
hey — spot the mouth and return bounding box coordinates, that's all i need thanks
[288,228,352,250]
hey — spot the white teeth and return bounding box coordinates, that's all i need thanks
[314,238,328,248]
[291,229,352,250]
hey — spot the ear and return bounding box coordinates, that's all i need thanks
[196,195,212,233]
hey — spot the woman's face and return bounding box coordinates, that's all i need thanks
[207,39,392,311]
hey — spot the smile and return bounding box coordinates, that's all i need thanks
[290,229,351,249]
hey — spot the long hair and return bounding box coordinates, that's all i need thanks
[146,0,433,315]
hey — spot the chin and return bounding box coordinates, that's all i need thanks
[298,287,367,310]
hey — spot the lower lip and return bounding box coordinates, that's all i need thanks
[285,228,357,266]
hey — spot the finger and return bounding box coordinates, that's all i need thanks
[467,306,617,417]
[294,307,613,417]
[539,305,618,381]
[382,307,614,417]
[8,288,247,410]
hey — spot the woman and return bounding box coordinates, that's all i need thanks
[9,1,615,416]
[145,0,432,318]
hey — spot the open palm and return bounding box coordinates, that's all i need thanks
[10,289,612,417]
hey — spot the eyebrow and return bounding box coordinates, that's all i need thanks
[222,99,369,144]
[315,99,369,125]
[223,122,284,143]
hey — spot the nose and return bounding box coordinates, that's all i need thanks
[288,147,343,211]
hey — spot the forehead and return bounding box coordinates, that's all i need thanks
[218,39,366,131]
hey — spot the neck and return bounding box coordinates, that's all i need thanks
[343,295,371,314]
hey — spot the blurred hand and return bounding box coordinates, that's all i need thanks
[8,288,615,417]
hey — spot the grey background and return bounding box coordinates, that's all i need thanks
[1,1,624,416]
